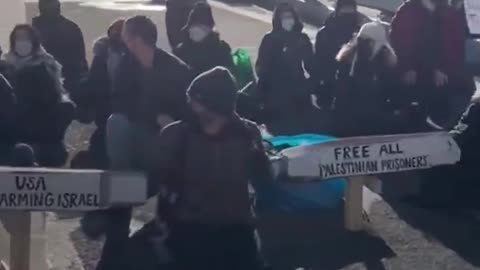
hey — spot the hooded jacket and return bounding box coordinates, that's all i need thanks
[175,32,233,77]
[390,0,464,81]
[313,5,362,86]
[76,36,125,128]
[256,3,314,112]
[32,14,88,90]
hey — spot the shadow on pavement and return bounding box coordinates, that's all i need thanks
[70,227,104,270]
[258,209,395,270]
[380,173,480,268]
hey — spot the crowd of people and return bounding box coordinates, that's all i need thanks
[0,0,478,269]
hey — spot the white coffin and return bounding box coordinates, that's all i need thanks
[281,132,461,179]
[0,167,147,211]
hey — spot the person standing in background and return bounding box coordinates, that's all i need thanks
[313,0,362,108]
[32,0,88,93]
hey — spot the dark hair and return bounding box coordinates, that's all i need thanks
[124,16,157,47]
[9,24,41,54]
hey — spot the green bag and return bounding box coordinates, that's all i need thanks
[232,48,255,89]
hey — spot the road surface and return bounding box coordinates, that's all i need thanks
[0,0,479,269]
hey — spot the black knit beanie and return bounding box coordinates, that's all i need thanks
[186,2,215,27]
[187,66,238,116]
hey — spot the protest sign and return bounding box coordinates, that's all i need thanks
[0,167,147,211]
[466,0,480,35]
[281,132,461,179]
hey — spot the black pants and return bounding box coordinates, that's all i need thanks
[95,207,132,270]
[168,223,263,270]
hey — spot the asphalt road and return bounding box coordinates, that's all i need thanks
[0,1,479,269]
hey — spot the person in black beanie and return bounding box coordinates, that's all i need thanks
[173,2,234,77]
[152,67,272,270]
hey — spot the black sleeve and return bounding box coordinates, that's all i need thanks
[245,122,273,184]
[255,34,273,80]
[313,28,332,85]
[450,102,480,150]
[72,24,89,77]
[168,60,193,121]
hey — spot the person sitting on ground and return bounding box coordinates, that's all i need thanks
[32,0,88,93]
[256,2,314,133]
[174,2,234,77]
[313,0,363,108]
[334,21,398,136]
[5,24,74,167]
[73,18,126,169]
[152,66,272,270]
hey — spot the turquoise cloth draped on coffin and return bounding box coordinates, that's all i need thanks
[255,134,346,212]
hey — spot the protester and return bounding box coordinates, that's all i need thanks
[334,21,398,136]
[96,15,191,270]
[174,2,234,76]
[5,24,74,167]
[256,3,314,133]
[166,0,198,49]
[152,67,271,270]
[313,0,362,107]
[74,18,126,169]
[390,0,465,129]
[32,0,88,92]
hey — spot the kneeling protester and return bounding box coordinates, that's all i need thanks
[151,67,272,270]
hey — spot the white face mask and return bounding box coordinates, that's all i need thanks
[421,0,436,11]
[15,41,33,57]
[189,26,209,43]
[281,18,295,32]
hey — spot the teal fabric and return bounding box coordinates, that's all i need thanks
[255,134,345,212]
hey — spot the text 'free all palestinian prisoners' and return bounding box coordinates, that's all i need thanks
[319,143,430,178]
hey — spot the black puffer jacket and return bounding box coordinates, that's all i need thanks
[256,3,314,114]
[174,32,233,77]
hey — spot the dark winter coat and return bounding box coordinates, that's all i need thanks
[451,99,480,166]
[13,64,74,167]
[111,48,192,131]
[166,0,198,49]
[32,14,88,91]
[390,1,464,82]
[78,36,125,128]
[174,32,234,77]
[256,4,314,114]
[0,74,17,164]
[152,115,271,225]
[313,12,361,87]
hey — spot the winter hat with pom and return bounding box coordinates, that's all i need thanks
[187,66,238,116]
